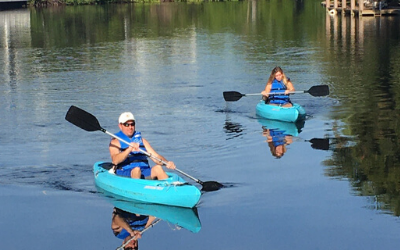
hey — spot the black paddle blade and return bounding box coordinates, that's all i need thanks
[307,85,329,97]
[65,105,103,132]
[201,181,224,192]
[309,138,330,150]
[223,91,244,102]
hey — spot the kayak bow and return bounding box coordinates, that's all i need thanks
[256,101,306,122]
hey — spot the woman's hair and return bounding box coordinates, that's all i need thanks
[267,66,289,86]
[263,128,287,159]
[267,141,286,159]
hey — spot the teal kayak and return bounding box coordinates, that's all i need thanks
[97,188,201,233]
[256,101,306,123]
[257,118,304,136]
[93,162,201,208]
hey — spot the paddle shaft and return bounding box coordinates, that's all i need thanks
[104,130,203,185]
[223,85,329,102]
[243,91,315,96]
[116,219,161,250]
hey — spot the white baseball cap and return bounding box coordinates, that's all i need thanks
[118,112,135,124]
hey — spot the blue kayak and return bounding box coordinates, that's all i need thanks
[93,162,201,208]
[97,188,201,233]
[256,101,306,122]
[257,118,304,136]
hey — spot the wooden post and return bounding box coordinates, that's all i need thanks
[350,15,355,46]
[359,16,364,45]
[342,0,347,15]
[351,0,356,15]
[333,14,338,50]
[326,0,331,10]
[334,0,338,9]
[342,15,346,47]
[326,11,331,41]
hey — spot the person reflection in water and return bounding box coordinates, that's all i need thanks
[262,127,293,158]
[112,207,156,250]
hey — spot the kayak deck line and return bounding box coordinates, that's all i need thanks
[94,166,189,189]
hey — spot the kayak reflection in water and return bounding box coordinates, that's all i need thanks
[112,207,156,250]
[262,127,293,159]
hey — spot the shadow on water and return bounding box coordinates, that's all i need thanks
[97,187,201,249]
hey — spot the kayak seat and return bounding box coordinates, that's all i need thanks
[99,162,115,170]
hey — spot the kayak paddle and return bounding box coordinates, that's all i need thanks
[116,218,161,250]
[307,138,330,151]
[223,84,330,102]
[65,105,223,192]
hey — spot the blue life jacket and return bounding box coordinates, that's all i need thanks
[270,129,286,147]
[268,78,291,105]
[115,131,151,177]
[113,208,149,239]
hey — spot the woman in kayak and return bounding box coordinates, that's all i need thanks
[261,66,295,107]
[109,112,175,179]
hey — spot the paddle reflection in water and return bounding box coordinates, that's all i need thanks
[223,119,244,140]
[306,138,330,151]
[97,187,201,249]
[258,118,305,159]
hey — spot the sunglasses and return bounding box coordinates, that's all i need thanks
[123,122,135,127]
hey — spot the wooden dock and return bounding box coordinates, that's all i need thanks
[321,0,400,17]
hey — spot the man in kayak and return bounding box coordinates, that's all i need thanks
[109,112,176,179]
[261,66,295,107]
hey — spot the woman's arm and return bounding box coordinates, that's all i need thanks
[285,80,295,94]
[261,82,272,97]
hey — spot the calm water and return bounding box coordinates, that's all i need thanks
[1,1,400,249]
